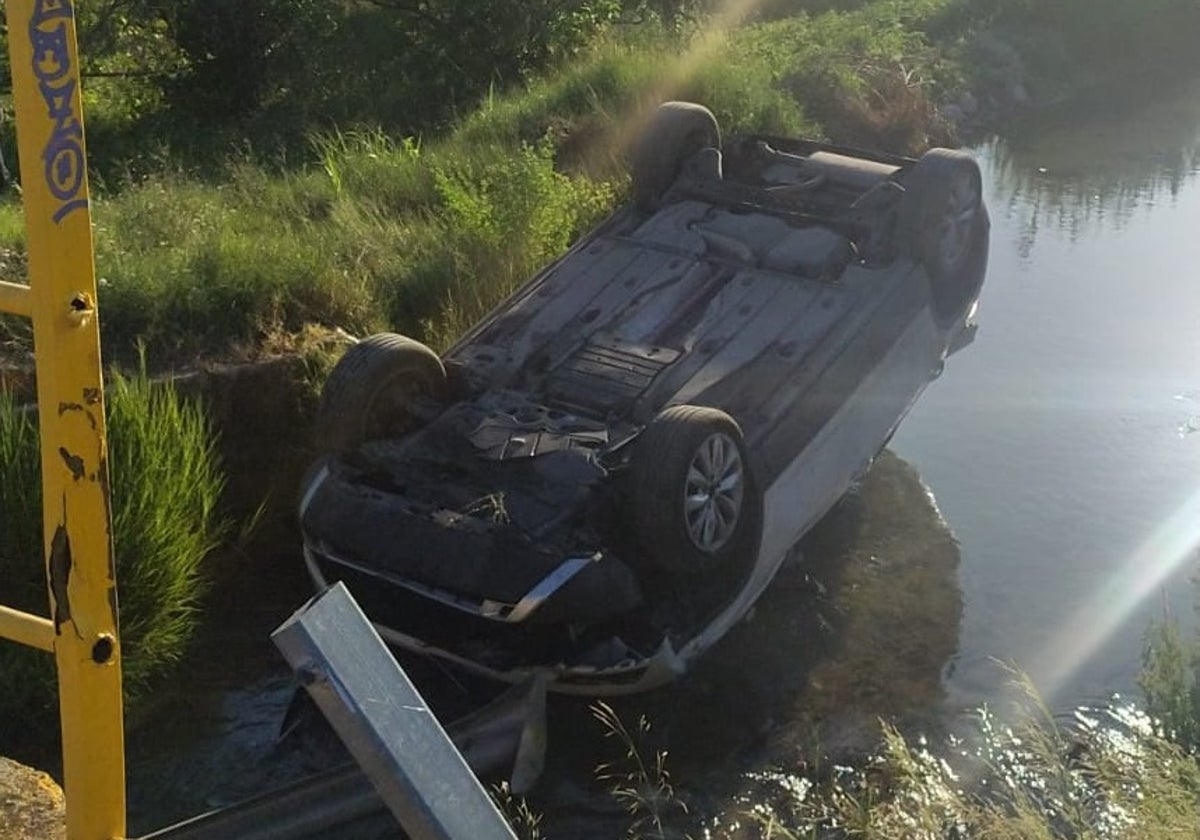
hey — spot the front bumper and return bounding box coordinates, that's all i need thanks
[303,543,686,696]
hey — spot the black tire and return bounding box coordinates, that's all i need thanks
[315,333,446,453]
[629,405,760,577]
[901,148,988,321]
[631,101,721,212]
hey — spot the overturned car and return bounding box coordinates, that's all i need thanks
[298,102,988,695]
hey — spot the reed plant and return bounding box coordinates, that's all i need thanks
[0,365,225,750]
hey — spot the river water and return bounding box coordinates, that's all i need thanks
[125,77,1200,835]
[893,76,1200,713]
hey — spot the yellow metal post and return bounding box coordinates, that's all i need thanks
[4,1,127,838]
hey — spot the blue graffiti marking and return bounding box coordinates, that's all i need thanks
[29,0,88,223]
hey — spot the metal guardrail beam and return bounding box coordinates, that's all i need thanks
[137,765,392,840]
[272,582,519,840]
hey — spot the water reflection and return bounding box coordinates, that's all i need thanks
[985,76,1200,251]
[893,71,1200,712]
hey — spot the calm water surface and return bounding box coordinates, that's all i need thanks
[894,77,1200,712]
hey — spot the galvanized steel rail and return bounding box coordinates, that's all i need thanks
[273,583,519,840]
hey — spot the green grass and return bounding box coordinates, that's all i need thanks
[1140,615,1200,751]
[0,6,950,372]
[0,366,225,749]
[104,366,227,693]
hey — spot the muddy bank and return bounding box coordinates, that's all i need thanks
[171,355,321,543]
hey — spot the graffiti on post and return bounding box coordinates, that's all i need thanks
[29,0,88,223]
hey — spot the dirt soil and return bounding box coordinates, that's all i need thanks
[0,757,64,840]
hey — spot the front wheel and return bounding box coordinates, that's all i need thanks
[629,405,761,578]
[315,332,446,453]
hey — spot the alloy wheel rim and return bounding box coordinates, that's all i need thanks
[683,431,745,553]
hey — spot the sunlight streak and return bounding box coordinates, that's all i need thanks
[1031,483,1200,703]
[585,0,769,170]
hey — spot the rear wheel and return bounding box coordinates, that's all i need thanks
[315,333,446,453]
[902,148,988,321]
[629,405,760,579]
[631,102,721,212]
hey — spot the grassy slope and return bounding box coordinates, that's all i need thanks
[2,2,965,369]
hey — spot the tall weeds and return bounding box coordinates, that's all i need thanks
[418,139,615,349]
[0,366,225,748]
[592,701,690,840]
[575,678,1200,839]
[748,685,1200,838]
[104,366,227,693]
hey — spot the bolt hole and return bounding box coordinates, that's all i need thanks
[91,635,115,664]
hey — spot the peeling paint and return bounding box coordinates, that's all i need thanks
[48,522,73,636]
[59,446,85,480]
[56,400,97,429]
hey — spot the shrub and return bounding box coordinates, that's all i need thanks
[404,139,616,349]
[1140,617,1200,750]
[0,366,225,749]
[738,2,958,152]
